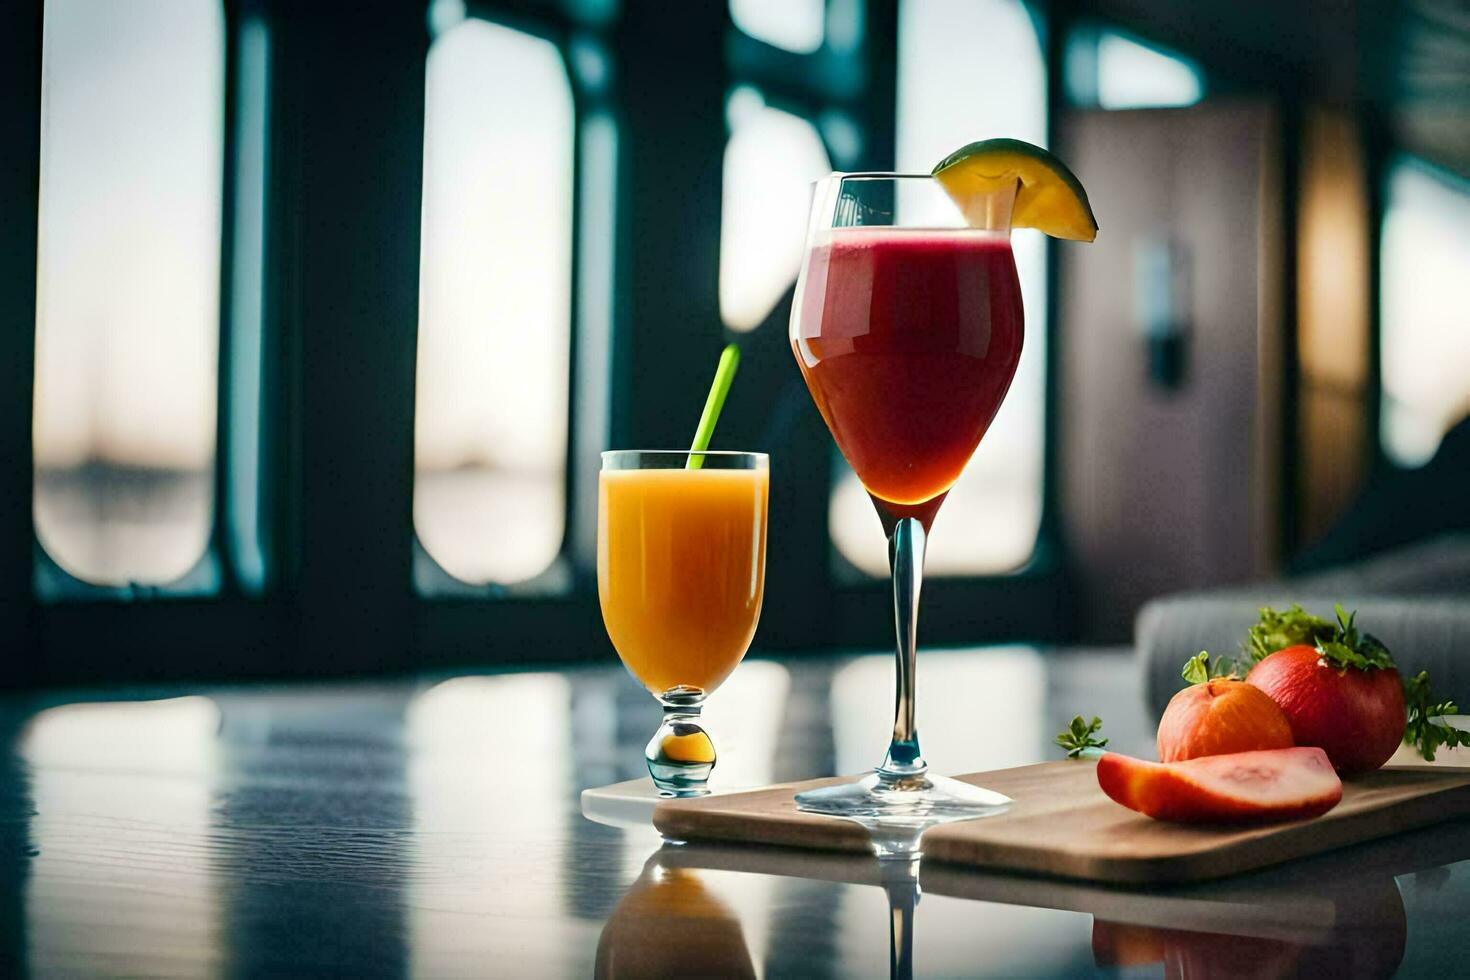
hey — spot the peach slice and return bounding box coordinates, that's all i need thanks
[1097,747,1342,824]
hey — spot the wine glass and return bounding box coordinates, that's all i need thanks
[788,173,1020,831]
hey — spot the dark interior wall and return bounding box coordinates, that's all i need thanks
[1058,101,1285,640]
[0,3,40,674]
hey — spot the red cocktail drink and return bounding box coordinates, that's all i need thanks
[792,228,1023,526]
[788,153,1095,825]
[787,173,1031,827]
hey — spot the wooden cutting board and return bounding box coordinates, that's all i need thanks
[652,761,1470,884]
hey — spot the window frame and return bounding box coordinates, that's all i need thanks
[4,0,1073,690]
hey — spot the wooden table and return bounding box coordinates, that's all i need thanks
[0,646,1465,977]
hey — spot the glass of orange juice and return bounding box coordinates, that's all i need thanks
[598,450,769,796]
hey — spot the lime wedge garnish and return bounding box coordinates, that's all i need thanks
[933,138,1098,242]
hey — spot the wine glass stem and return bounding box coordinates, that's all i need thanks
[880,516,927,779]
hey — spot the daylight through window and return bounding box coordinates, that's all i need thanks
[1380,159,1470,467]
[414,18,575,587]
[33,0,225,589]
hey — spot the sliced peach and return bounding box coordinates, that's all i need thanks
[1097,747,1342,824]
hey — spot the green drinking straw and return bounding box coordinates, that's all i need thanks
[687,343,741,469]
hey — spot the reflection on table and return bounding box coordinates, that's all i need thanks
[0,648,1465,977]
[599,820,1458,980]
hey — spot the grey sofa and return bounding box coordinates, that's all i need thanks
[1136,534,1470,719]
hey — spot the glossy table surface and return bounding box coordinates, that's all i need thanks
[0,645,1466,978]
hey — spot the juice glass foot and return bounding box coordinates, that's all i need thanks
[646,687,715,797]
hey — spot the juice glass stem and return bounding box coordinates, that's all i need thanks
[646,686,716,797]
[881,517,926,779]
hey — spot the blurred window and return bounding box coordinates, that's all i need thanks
[414,18,574,587]
[831,0,1047,578]
[1067,27,1203,110]
[829,647,1044,775]
[1096,32,1202,109]
[1380,158,1470,467]
[33,0,225,591]
[729,0,825,54]
[719,88,834,333]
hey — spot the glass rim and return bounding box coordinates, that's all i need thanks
[807,171,1018,234]
[813,171,936,184]
[600,449,768,461]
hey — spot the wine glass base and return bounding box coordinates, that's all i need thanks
[796,772,1011,858]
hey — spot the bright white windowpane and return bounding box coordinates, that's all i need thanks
[34,0,224,587]
[1096,32,1203,110]
[720,94,833,332]
[415,19,573,585]
[829,647,1044,777]
[832,0,1046,577]
[1380,160,1470,467]
[730,0,825,54]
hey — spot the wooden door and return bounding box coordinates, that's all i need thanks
[1058,102,1285,639]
